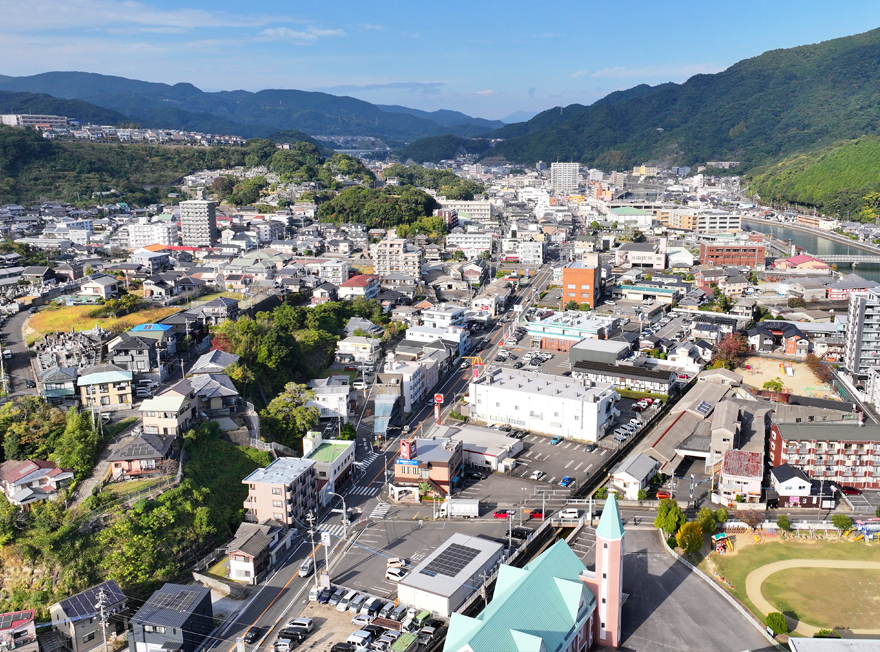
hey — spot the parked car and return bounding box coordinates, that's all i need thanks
[840,486,862,495]
[327,587,346,607]
[351,614,372,628]
[559,476,575,488]
[317,587,334,604]
[550,435,563,445]
[243,628,261,644]
[385,567,408,582]
[513,361,525,369]
[584,443,598,453]
[466,470,486,481]
[677,374,690,380]
[529,469,545,481]
[529,509,548,519]
[493,509,516,519]
[656,490,672,499]
[286,618,313,633]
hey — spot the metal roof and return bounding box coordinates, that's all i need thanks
[131,583,210,628]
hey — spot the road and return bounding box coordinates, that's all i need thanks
[2,310,38,398]
[208,264,558,651]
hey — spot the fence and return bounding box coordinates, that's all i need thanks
[250,438,298,457]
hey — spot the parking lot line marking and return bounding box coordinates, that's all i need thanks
[548,477,556,484]
[542,454,551,461]
[573,462,583,471]
[585,464,593,472]
[564,442,573,449]
[530,436,540,442]
[564,460,574,469]
[600,449,607,456]
[524,451,534,458]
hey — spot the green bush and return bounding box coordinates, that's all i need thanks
[814,629,840,638]
[766,612,788,636]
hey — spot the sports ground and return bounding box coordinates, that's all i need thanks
[741,355,840,401]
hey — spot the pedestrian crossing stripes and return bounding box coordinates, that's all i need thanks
[355,452,381,467]
[348,485,381,497]
[317,524,347,538]
[370,503,391,519]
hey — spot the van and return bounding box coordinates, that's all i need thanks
[349,593,368,613]
[353,381,367,390]
[346,631,372,647]
[390,604,408,621]
[135,388,152,399]
[338,590,358,612]
[299,559,313,577]
[308,586,320,602]
[559,508,580,519]
[386,557,407,569]
[273,639,291,652]
[363,598,384,618]
[414,611,432,628]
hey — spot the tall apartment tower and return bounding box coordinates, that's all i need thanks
[580,493,625,648]
[179,200,218,247]
[845,288,880,375]
[551,162,579,192]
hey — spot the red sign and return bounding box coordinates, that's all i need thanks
[434,393,444,405]
[399,439,417,460]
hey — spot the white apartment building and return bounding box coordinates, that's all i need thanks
[446,231,493,259]
[845,288,880,375]
[468,368,619,442]
[500,238,544,266]
[128,219,178,250]
[370,238,424,277]
[1,114,69,129]
[179,200,218,247]
[302,431,355,507]
[317,260,349,285]
[551,162,580,192]
[382,360,424,414]
[406,325,471,358]
[438,199,495,223]
[306,376,354,423]
[422,305,468,329]
[250,219,286,244]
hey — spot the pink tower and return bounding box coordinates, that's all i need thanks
[591,492,625,647]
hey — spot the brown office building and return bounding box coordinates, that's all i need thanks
[698,242,766,269]
[561,257,601,308]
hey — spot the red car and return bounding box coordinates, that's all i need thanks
[656,490,672,500]
[632,405,645,413]
[493,510,515,519]
[677,374,689,380]
[840,486,862,495]
[529,509,548,519]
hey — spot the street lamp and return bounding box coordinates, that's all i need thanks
[326,490,349,541]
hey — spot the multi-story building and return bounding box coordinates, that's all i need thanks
[844,288,880,375]
[0,460,74,507]
[337,274,380,300]
[468,368,619,442]
[421,305,467,329]
[306,375,355,422]
[551,162,579,192]
[242,457,317,526]
[381,360,424,414]
[437,199,495,223]
[302,431,355,507]
[179,200,218,247]
[769,422,879,489]
[826,273,879,301]
[698,242,766,269]
[500,238,544,266]
[334,336,382,364]
[370,238,423,277]
[77,364,133,408]
[561,257,601,309]
[445,231,493,259]
[1,114,69,129]
[131,584,213,652]
[128,219,178,250]
[527,311,616,352]
[49,581,127,652]
[391,437,463,498]
[660,208,741,233]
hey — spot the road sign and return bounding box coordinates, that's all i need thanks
[319,569,330,589]
[321,531,331,546]
[434,393,444,405]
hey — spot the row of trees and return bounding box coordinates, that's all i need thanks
[316,185,440,229]
[654,499,730,554]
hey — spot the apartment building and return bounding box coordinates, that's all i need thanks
[128,219,178,250]
[698,242,765,269]
[468,368,619,442]
[561,258,601,308]
[446,231,493,259]
[770,422,878,489]
[660,209,741,233]
[179,200,218,247]
[242,458,317,526]
[844,289,880,374]
[302,431,355,507]
[370,238,424,277]
[1,114,69,129]
[438,199,495,223]
[551,162,579,192]
[500,238,544,266]
[77,364,133,408]
[338,274,380,300]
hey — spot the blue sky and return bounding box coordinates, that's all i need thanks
[3,0,880,120]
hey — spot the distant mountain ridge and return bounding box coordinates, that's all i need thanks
[0,71,511,141]
[486,27,880,171]
[0,91,129,125]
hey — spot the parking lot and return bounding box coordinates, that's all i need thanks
[844,488,880,514]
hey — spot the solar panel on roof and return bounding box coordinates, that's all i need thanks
[420,543,481,578]
[0,612,28,630]
[696,401,712,415]
[150,590,201,612]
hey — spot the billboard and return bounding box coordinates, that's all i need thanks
[399,439,417,460]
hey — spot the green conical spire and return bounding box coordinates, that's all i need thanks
[596,492,625,541]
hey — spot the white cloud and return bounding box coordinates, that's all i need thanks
[570,69,590,78]
[260,26,346,42]
[591,63,723,79]
[358,23,384,30]
[475,89,497,96]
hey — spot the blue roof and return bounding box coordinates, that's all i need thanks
[596,493,625,541]
[444,541,594,652]
[130,323,172,332]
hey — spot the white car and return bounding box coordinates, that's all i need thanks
[351,614,372,628]
[530,469,545,481]
[386,567,408,582]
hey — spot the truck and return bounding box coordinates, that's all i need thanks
[438,499,480,519]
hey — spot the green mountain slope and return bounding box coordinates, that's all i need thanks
[489,27,880,169]
[746,137,880,217]
[0,91,128,125]
[0,72,499,140]
[398,135,492,163]
[377,105,504,130]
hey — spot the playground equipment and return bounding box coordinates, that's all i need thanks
[854,518,880,541]
[713,533,733,554]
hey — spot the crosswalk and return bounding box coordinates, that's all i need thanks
[370,503,391,519]
[355,452,381,468]
[317,523,347,538]
[348,484,381,497]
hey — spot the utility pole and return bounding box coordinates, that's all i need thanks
[306,512,318,587]
[95,586,110,652]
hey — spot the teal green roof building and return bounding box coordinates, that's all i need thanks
[443,541,596,652]
[596,493,625,541]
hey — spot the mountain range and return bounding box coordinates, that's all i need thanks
[0,72,503,142]
[485,27,880,170]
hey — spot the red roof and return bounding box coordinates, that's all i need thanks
[722,450,763,478]
[0,610,34,631]
[779,254,828,267]
[0,460,57,483]
[340,274,377,288]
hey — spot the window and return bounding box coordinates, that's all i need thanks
[272,488,281,495]
[83,632,96,643]
[272,501,282,508]
[581,285,590,290]
[143,626,165,634]
[567,284,575,289]
[273,512,283,520]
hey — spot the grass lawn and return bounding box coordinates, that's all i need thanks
[702,536,880,618]
[762,568,880,630]
[316,368,358,383]
[193,290,245,303]
[104,476,166,498]
[26,305,178,343]
[104,416,137,439]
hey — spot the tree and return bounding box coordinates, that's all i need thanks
[698,506,716,533]
[739,509,765,531]
[637,488,648,501]
[579,303,591,311]
[338,424,356,441]
[766,612,788,636]
[832,514,853,532]
[564,300,579,311]
[51,408,100,478]
[787,297,806,308]
[260,383,320,449]
[776,514,792,532]
[654,498,685,535]
[676,521,704,553]
[711,333,750,370]
[594,487,608,499]
[762,377,784,393]
[715,506,728,524]
[875,504,880,519]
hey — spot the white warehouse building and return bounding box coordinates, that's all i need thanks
[468,368,619,442]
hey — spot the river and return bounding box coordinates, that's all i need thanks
[745,220,880,283]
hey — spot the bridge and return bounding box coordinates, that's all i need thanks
[811,254,880,264]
